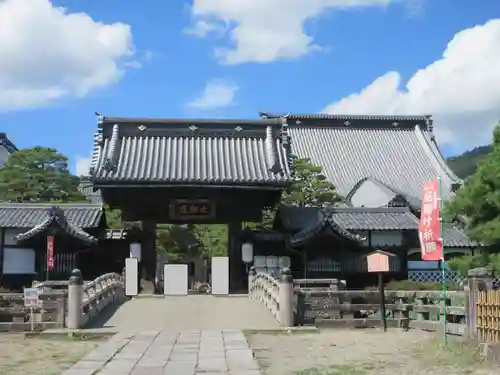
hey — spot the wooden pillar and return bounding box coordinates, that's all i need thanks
[141,220,157,294]
[228,221,242,294]
[466,267,493,339]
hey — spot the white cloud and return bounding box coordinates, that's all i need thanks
[188,80,238,109]
[184,20,226,38]
[187,0,397,65]
[322,19,500,151]
[75,156,91,176]
[0,0,137,111]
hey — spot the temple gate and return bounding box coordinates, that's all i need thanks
[88,116,292,293]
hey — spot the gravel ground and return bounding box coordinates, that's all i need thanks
[247,329,499,375]
[0,334,101,375]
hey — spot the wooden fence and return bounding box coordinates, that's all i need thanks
[0,291,66,332]
[295,288,467,335]
[477,290,500,343]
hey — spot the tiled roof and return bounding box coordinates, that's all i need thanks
[442,224,478,248]
[16,206,97,244]
[288,211,363,247]
[90,117,292,187]
[78,178,102,204]
[278,206,419,231]
[277,206,476,248]
[262,113,461,201]
[0,133,18,154]
[0,203,103,228]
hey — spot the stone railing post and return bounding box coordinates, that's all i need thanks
[466,267,493,339]
[248,266,256,296]
[278,268,294,327]
[67,269,84,330]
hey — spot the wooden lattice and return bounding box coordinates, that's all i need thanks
[477,290,500,343]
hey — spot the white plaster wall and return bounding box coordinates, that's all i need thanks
[350,180,395,207]
[371,231,403,247]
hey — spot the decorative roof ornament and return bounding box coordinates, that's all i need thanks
[295,120,302,125]
[392,122,399,127]
[344,120,350,126]
[234,126,243,132]
[188,125,198,131]
[137,124,147,131]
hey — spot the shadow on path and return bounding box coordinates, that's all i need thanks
[84,299,129,329]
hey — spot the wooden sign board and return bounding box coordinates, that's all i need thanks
[365,250,394,273]
[169,199,215,220]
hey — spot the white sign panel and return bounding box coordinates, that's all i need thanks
[164,264,188,296]
[211,256,229,295]
[125,257,139,296]
[24,288,40,308]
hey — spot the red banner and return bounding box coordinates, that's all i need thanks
[47,236,55,270]
[419,179,443,261]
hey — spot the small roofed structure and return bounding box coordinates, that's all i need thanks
[0,203,106,286]
[16,206,98,245]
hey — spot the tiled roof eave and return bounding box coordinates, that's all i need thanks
[288,213,362,247]
[16,211,98,245]
[260,112,430,122]
[91,177,292,188]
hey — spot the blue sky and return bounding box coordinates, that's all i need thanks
[0,0,499,175]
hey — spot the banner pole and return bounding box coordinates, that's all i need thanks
[437,175,448,346]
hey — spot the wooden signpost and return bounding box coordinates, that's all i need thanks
[364,250,395,332]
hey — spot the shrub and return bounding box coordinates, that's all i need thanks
[382,279,461,291]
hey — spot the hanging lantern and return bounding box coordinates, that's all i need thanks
[130,243,142,262]
[241,242,254,264]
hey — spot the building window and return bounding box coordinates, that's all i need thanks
[4,229,25,246]
[2,247,36,274]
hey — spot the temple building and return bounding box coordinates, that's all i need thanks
[0,112,479,290]
[256,113,477,284]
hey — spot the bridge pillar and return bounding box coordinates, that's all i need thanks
[248,266,256,296]
[67,269,84,329]
[278,268,294,327]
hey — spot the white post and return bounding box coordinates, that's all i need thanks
[278,268,294,327]
[67,269,84,330]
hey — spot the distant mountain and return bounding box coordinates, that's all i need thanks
[446,145,492,179]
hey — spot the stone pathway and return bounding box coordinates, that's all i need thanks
[63,329,261,375]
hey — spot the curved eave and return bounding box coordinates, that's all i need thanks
[16,217,98,245]
[414,125,462,191]
[288,213,362,247]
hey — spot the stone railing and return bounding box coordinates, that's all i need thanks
[248,267,293,327]
[0,270,125,332]
[67,269,126,329]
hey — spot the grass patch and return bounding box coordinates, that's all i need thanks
[296,364,366,375]
[415,337,489,369]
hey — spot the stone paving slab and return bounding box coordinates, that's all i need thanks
[62,329,262,375]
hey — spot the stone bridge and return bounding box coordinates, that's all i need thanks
[56,269,292,374]
[59,268,293,332]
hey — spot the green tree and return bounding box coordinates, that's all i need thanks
[281,155,342,207]
[156,224,200,262]
[445,123,500,245]
[0,147,85,203]
[192,224,228,258]
[104,205,123,228]
[244,155,342,231]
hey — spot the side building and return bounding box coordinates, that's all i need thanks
[255,113,477,285]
